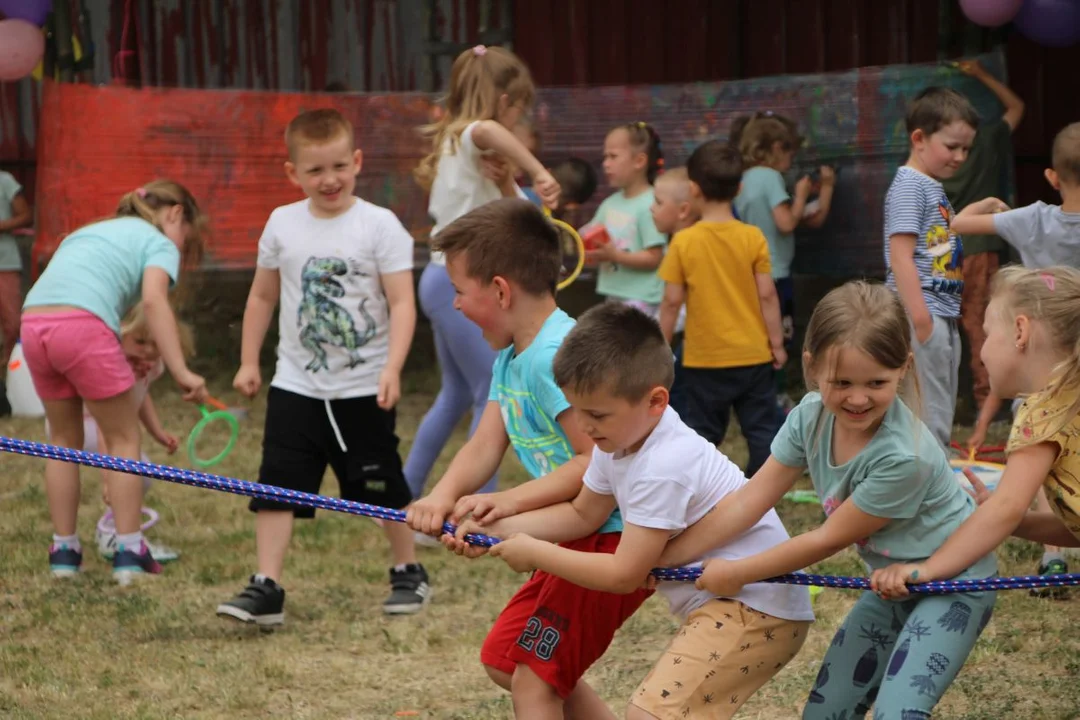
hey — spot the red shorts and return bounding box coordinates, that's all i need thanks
[480,532,653,698]
[20,311,135,401]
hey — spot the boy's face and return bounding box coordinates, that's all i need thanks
[563,384,667,455]
[446,252,514,350]
[912,121,975,180]
[286,133,362,217]
[651,182,691,235]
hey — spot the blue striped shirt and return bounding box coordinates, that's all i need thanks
[883,166,964,318]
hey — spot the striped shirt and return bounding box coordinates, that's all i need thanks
[883,166,964,318]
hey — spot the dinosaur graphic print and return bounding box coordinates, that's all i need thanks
[297,255,377,373]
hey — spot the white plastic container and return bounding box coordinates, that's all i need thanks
[6,341,45,417]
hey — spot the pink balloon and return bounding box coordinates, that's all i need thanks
[959,0,1024,27]
[0,19,45,81]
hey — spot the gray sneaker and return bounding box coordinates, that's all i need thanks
[383,564,431,615]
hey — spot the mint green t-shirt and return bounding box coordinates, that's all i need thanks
[591,189,667,304]
[23,217,180,334]
[771,392,997,581]
[734,166,793,279]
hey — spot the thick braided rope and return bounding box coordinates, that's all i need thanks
[4,436,1079,593]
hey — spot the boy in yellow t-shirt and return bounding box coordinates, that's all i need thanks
[658,141,785,476]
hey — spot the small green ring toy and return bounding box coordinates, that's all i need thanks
[186,401,240,469]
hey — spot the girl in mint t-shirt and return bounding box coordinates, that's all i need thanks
[653,280,996,720]
[732,112,835,411]
[585,122,668,315]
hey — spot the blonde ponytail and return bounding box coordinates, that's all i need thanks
[414,45,535,192]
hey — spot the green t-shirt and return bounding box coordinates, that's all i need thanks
[0,171,24,272]
[734,166,793,279]
[771,392,998,581]
[942,119,1011,256]
[590,189,667,304]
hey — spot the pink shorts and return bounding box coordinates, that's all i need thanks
[20,311,135,401]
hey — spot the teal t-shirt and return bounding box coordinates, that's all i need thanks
[0,171,24,272]
[734,166,793,279]
[771,392,997,580]
[488,307,623,534]
[591,189,667,304]
[24,217,180,334]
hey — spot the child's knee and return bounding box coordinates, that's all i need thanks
[511,663,559,704]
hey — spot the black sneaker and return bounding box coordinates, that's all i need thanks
[1031,558,1070,599]
[217,575,286,626]
[383,564,431,615]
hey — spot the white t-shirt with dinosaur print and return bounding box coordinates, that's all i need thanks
[257,197,414,400]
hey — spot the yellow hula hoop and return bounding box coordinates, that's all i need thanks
[544,206,586,291]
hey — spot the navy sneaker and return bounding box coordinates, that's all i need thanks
[49,543,83,578]
[217,575,286,627]
[383,564,432,615]
[112,542,163,585]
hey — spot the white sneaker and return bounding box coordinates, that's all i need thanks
[97,529,180,563]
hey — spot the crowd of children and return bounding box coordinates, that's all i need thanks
[5,41,1080,718]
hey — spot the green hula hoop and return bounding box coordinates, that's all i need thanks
[186,405,240,469]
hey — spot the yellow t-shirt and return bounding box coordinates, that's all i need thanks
[657,220,773,369]
[1006,386,1080,540]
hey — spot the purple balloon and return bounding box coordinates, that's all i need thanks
[1013,0,1080,47]
[960,0,1024,27]
[0,0,51,27]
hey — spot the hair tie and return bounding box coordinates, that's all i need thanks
[135,187,147,198]
[473,45,487,56]
[636,121,646,129]
[1040,272,1056,292]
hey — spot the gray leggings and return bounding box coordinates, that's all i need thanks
[802,588,996,720]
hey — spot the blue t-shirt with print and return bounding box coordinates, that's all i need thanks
[883,166,964,319]
[488,307,623,534]
[24,217,180,334]
[771,392,996,580]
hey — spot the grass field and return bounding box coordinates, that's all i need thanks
[1,377,1079,719]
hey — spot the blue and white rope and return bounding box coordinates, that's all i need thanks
[3,435,1078,594]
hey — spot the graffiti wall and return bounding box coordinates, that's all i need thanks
[33,48,1012,277]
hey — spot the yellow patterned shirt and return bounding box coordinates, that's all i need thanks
[1006,386,1080,540]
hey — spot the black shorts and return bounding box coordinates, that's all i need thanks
[249,387,411,517]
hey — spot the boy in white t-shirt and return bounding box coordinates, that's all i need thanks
[450,303,814,720]
[218,109,425,626]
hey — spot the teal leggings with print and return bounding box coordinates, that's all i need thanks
[802,589,996,720]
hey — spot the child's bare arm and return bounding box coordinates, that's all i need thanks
[378,270,416,410]
[471,121,559,207]
[491,518,669,594]
[888,235,934,342]
[755,273,786,367]
[958,60,1025,130]
[873,442,1057,599]
[951,197,1010,236]
[239,268,280,369]
[406,402,511,535]
[800,168,836,229]
[772,177,812,234]
[0,192,31,232]
[474,485,616,544]
[697,495,892,597]
[659,457,802,568]
[658,283,685,344]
